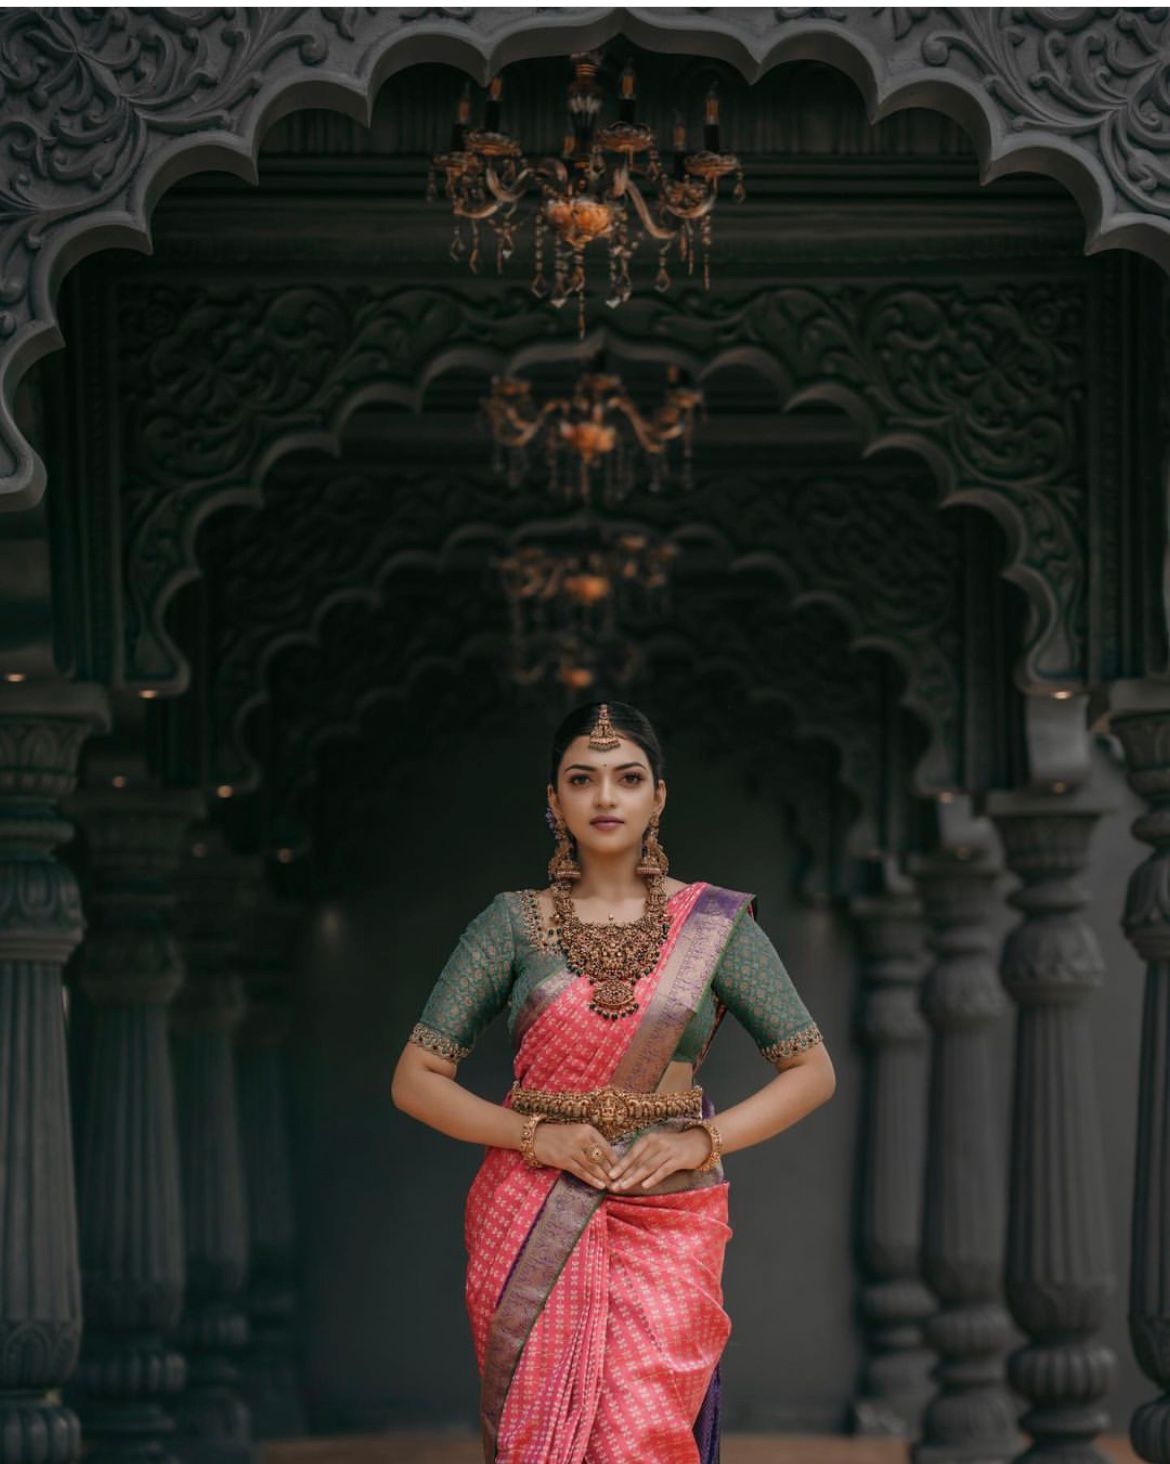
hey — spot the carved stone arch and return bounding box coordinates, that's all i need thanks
[1,9,1159,690]
[637,621,888,858]
[195,463,958,800]
[719,540,958,793]
[244,563,904,874]
[209,514,520,793]
[112,266,1084,705]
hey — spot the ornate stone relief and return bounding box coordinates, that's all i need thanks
[242,561,891,868]
[192,457,961,799]
[116,272,1081,697]
[0,6,1159,483]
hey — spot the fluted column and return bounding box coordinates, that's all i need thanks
[236,896,305,1440]
[849,883,935,1436]
[0,681,109,1464]
[912,848,1019,1463]
[171,833,254,1464]
[988,793,1115,1463]
[1112,710,1170,1464]
[67,782,204,1462]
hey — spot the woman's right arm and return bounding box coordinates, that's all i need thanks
[391,1045,617,1188]
[390,1042,526,1149]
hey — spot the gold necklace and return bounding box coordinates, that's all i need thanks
[552,875,670,1020]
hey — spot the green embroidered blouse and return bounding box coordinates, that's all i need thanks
[408,887,823,1069]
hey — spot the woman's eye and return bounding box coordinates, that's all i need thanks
[623,773,643,783]
[569,774,590,785]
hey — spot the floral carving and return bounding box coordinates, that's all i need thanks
[116,276,1083,694]
[0,6,1164,523]
[192,459,961,794]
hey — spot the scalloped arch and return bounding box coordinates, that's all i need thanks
[5,4,1169,520]
[213,504,948,800]
[275,618,881,871]
[171,302,1033,742]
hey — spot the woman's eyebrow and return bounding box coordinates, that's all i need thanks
[565,761,647,771]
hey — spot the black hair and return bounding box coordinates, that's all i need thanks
[548,701,665,788]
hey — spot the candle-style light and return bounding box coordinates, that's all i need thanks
[481,358,703,506]
[429,52,745,336]
[497,528,676,690]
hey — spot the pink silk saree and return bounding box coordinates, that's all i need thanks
[465,881,753,1464]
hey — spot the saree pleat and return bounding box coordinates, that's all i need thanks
[466,882,748,1464]
[495,1182,731,1464]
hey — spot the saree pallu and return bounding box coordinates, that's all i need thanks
[465,882,751,1464]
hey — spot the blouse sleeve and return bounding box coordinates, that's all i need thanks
[408,892,516,1065]
[712,908,823,1064]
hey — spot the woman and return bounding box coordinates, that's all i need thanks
[391,701,836,1463]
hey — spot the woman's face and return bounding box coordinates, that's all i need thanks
[548,732,665,864]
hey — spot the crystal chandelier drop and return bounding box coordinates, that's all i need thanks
[482,363,702,506]
[497,529,676,690]
[428,52,745,336]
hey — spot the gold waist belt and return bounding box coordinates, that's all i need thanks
[510,1081,703,1141]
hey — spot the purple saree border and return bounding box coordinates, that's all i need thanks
[478,882,753,1461]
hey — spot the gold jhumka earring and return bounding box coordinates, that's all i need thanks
[636,810,669,879]
[547,812,582,886]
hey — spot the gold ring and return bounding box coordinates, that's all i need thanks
[588,1145,604,1162]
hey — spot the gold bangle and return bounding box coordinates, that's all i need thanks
[682,1117,723,1173]
[519,1112,549,1169]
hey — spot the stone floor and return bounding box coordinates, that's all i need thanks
[265,1434,1141,1463]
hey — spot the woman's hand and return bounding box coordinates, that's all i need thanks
[606,1127,713,1192]
[532,1122,620,1190]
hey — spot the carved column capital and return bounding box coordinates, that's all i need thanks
[69,784,205,1007]
[911,851,1009,1028]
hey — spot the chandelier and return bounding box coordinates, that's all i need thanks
[497,529,676,690]
[429,53,745,336]
[482,362,702,505]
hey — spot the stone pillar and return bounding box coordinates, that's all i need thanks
[236,895,305,1440]
[0,682,109,1464]
[67,782,204,1462]
[912,848,1020,1463]
[171,832,254,1464]
[849,882,935,1436]
[1112,710,1170,1464]
[988,792,1115,1464]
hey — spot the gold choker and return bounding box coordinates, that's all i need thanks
[510,1081,703,1142]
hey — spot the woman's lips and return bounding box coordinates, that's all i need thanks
[591,818,624,829]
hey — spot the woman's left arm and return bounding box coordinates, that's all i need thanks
[607,1044,835,1191]
[710,1041,836,1155]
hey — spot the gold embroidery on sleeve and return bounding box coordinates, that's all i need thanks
[409,1022,471,1063]
[761,1023,824,1063]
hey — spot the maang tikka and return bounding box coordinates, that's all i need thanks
[588,703,621,751]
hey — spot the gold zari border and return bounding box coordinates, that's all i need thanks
[761,1022,824,1063]
[409,1021,471,1063]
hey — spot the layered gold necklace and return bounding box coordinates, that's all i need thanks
[552,875,670,1020]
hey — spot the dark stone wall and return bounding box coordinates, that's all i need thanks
[286,731,1144,1435]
